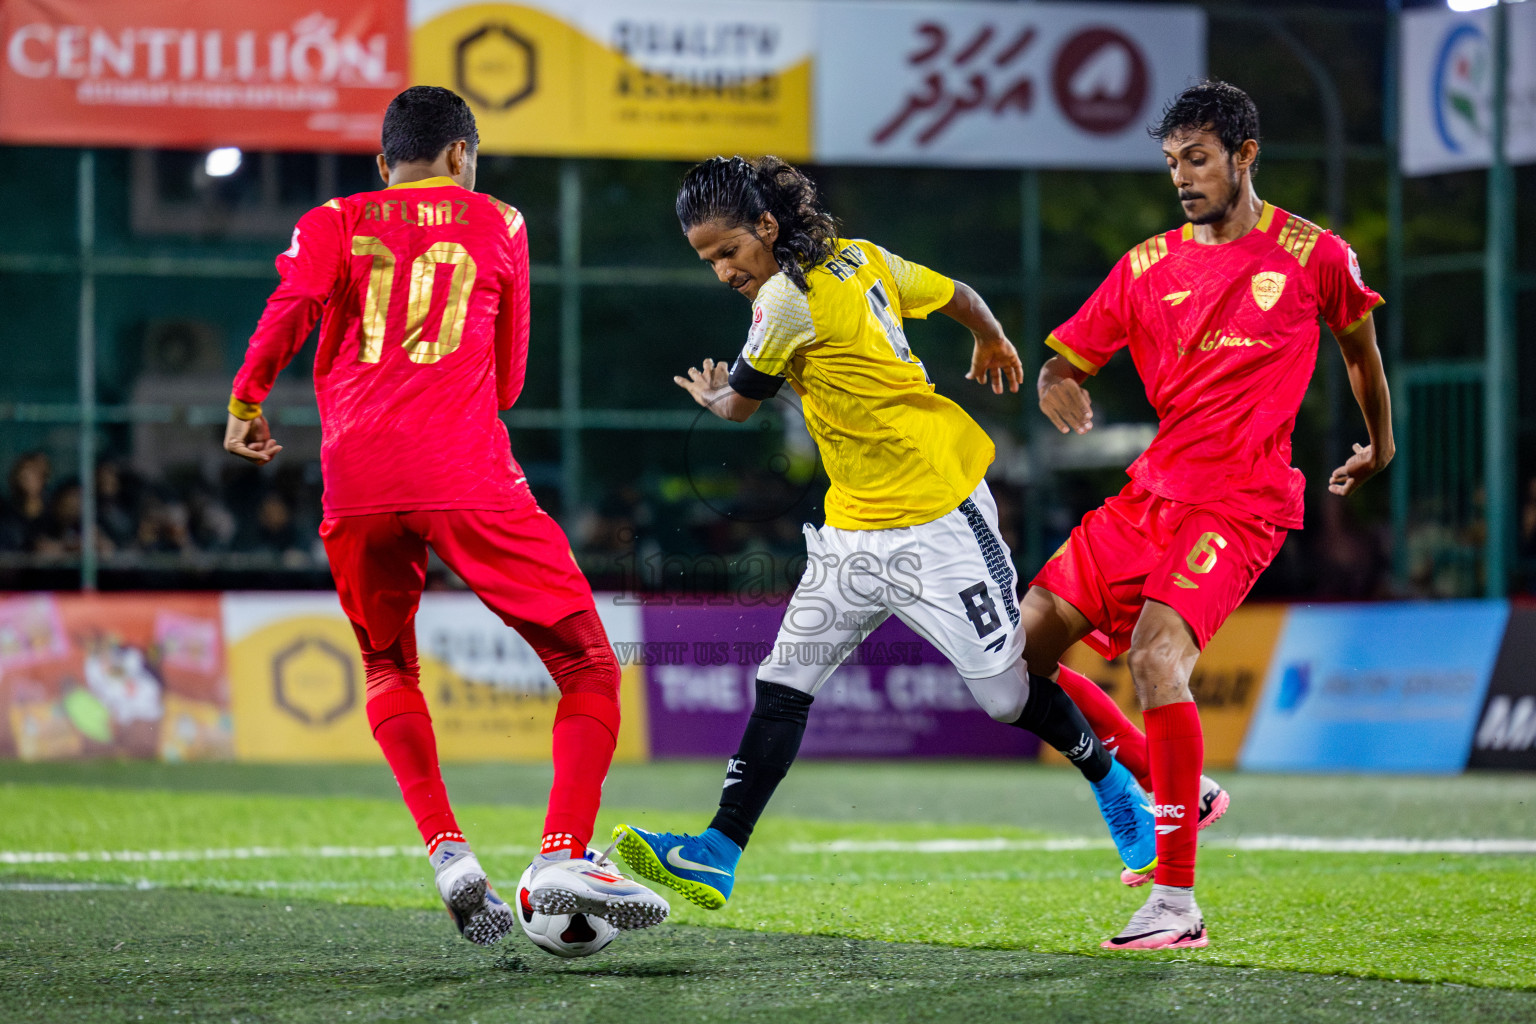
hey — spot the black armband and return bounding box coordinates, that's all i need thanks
[728,357,785,400]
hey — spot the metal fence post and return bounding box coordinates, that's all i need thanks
[77,149,97,591]
[1019,168,1043,572]
[1385,0,1409,590]
[559,160,583,514]
[1485,0,1515,598]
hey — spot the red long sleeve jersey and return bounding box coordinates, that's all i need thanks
[232,177,534,517]
[1046,202,1383,530]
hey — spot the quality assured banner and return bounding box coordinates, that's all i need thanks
[639,600,1039,759]
[0,0,407,150]
[223,592,648,763]
[814,1,1204,169]
[410,0,814,160]
[0,593,230,762]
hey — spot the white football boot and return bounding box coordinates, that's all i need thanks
[525,845,671,930]
[432,840,517,946]
[1101,886,1209,950]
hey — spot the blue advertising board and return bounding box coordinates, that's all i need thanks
[1239,601,1508,773]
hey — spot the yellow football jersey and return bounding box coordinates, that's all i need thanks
[728,238,994,530]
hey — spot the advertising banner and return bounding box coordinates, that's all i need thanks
[223,592,648,762]
[1240,601,1507,773]
[1400,4,1536,177]
[0,593,230,762]
[1047,605,1285,771]
[640,601,1039,759]
[1468,606,1536,771]
[0,0,407,151]
[410,0,814,160]
[814,2,1204,169]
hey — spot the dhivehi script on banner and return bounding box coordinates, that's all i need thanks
[410,0,814,160]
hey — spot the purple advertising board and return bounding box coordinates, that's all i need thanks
[639,601,1039,759]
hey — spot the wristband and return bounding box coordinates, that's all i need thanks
[228,395,263,420]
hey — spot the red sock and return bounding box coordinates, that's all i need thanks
[367,688,459,845]
[1144,701,1203,888]
[1056,665,1151,791]
[518,610,623,848]
[545,702,616,846]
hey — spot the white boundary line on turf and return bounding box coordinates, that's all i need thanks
[786,836,1536,855]
[0,844,533,865]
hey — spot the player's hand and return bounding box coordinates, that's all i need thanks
[964,335,1023,395]
[1328,442,1390,496]
[675,357,732,408]
[1040,376,1093,435]
[224,412,283,464]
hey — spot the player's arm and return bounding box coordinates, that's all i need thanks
[939,282,1023,395]
[874,244,1021,395]
[1038,355,1094,435]
[1036,257,1133,436]
[493,208,531,409]
[224,204,344,464]
[675,358,761,423]
[1328,313,1394,496]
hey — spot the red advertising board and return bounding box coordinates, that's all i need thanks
[0,0,406,151]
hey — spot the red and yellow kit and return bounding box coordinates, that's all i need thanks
[231,177,534,517]
[1035,203,1382,655]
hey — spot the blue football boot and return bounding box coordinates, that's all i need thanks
[1090,759,1158,876]
[610,824,741,910]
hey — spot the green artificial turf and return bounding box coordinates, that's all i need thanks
[3,768,1535,996]
[7,886,1536,1024]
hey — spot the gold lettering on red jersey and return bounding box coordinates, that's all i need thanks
[1250,271,1286,311]
[1184,330,1275,356]
[1162,290,1192,306]
[363,202,381,221]
[455,200,470,225]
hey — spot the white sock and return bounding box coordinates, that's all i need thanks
[1153,883,1195,912]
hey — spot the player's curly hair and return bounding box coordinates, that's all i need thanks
[1151,79,1261,167]
[381,86,479,168]
[675,156,838,293]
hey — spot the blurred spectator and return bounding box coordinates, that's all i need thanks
[35,479,84,557]
[95,460,139,551]
[1,451,52,551]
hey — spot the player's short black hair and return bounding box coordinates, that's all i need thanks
[1151,79,1260,161]
[381,86,479,169]
[676,156,838,293]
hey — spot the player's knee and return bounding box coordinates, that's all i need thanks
[1126,640,1192,706]
[963,664,1029,723]
[360,641,421,703]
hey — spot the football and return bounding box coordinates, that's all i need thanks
[515,862,619,958]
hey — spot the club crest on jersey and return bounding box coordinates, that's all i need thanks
[1250,271,1286,312]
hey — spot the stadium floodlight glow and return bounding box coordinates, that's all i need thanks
[204,147,243,177]
[1446,0,1497,10]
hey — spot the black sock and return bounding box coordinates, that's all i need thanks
[1011,674,1114,784]
[708,680,814,850]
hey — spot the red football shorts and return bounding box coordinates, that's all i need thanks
[320,505,596,653]
[1031,482,1287,659]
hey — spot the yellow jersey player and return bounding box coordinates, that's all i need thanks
[612,156,1156,911]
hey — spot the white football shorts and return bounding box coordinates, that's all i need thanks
[758,481,1025,694]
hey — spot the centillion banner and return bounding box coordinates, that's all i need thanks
[409,0,813,160]
[1045,605,1286,770]
[224,592,648,762]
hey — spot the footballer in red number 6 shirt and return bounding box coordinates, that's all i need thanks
[222,86,668,947]
[1026,81,1394,950]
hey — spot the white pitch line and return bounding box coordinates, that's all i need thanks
[786,836,1536,856]
[0,844,532,866]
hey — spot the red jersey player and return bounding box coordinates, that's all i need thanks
[222,86,668,946]
[1025,81,1393,949]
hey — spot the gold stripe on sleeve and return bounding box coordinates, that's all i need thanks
[1337,297,1386,336]
[1129,233,1171,279]
[1045,333,1101,375]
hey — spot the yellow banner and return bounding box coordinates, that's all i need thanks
[226,594,647,763]
[410,1,812,160]
[1044,605,1287,770]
